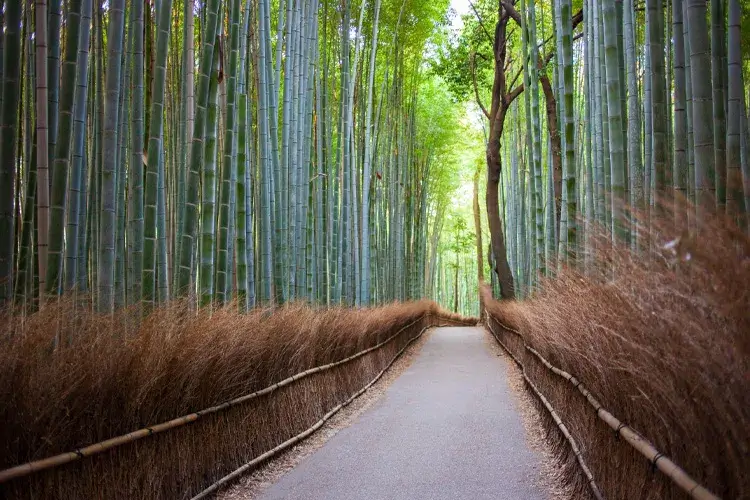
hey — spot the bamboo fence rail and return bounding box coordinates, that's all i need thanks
[191,322,434,499]
[485,312,720,500]
[0,314,450,484]
[485,316,604,500]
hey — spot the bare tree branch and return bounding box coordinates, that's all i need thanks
[507,83,524,106]
[466,0,494,46]
[471,52,491,119]
[508,66,523,91]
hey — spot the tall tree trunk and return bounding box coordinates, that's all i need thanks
[541,74,562,240]
[487,109,515,299]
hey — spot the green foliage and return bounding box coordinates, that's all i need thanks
[432,2,494,102]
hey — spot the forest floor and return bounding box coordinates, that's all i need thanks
[221,326,554,499]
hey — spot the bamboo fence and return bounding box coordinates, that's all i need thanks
[0,314,455,484]
[191,322,435,498]
[485,312,720,500]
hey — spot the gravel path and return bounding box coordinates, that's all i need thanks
[254,326,548,500]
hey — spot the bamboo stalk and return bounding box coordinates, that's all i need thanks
[0,315,443,483]
[485,314,720,500]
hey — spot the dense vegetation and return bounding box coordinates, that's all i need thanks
[0,0,748,497]
[0,0,474,315]
[0,300,472,498]
[483,206,750,499]
[438,0,750,300]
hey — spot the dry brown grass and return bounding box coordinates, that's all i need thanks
[483,212,750,500]
[0,299,472,499]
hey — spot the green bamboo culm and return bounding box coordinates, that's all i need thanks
[128,0,145,305]
[47,0,62,173]
[686,0,714,213]
[725,0,745,217]
[36,0,51,302]
[711,0,726,209]
[601,0,627,243]
[558,0,577,262]
[177,0,223,298]
[143,0,175,310]
[624,0,643,231]
[96,0,126,313]
[647,0,668,206]
[520,0,537,278]
[64,0,93,292]
[528,0,544,276]
[236,94,249,311]
[0,0,23,303]
[46,0,84,296]
[672,0,688,224]
[199,39,221,307]
[216,0,241,305]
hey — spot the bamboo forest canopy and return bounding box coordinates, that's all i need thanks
[435,0,750,300]
[0,0,479,313]
[3,0,750,317]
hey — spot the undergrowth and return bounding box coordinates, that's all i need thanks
[0,299,473,498]
[484,211,749,499]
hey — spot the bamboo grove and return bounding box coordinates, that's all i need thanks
[439,0,750,299]
[0,0,465,312]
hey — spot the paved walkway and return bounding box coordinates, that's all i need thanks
[258,327,547,500]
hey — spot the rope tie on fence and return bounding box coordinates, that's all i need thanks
[652,452,665,472]
[615,422,626,440]
[485,312,720,500]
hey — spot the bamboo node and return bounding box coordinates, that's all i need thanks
[615,422,626,440]
[651,452,664,473]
